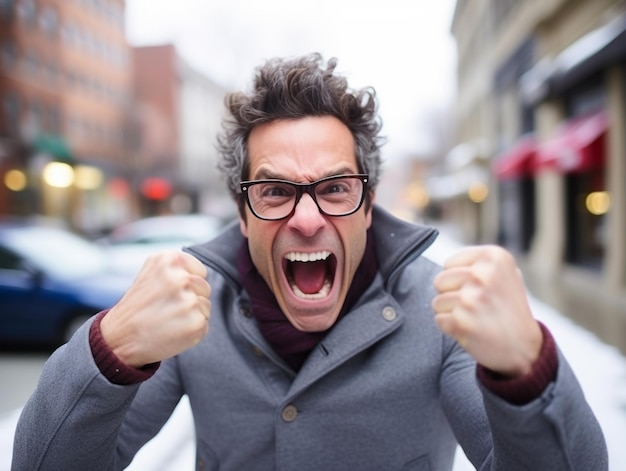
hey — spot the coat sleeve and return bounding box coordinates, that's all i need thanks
[479,348,607,469]
[440,339,608,470]
[11,318,183,471]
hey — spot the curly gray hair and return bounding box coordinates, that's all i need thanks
[216,53,385,215]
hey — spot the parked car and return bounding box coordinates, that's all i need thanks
[0,218,134,348]
[99,214,223,275]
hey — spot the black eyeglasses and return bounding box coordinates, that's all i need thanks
[240,174,369,221]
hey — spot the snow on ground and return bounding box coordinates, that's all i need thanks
[2,232,625,470]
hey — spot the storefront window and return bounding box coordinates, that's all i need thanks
[565,170,607,270]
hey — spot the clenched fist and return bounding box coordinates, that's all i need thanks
[101,250,211,368]
[432,245,542,378]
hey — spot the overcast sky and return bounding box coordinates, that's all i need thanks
[125,0,458,162]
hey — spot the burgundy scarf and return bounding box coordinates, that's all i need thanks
[237,229,378,370]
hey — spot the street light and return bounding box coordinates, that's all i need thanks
[468,181,488,203]
[585,191,610,215]
[74,165,103,190]
[42,161,74,188]
[4,169,27,191]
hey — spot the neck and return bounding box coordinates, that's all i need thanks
[237,229,378,370]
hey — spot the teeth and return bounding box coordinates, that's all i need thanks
[285,250,331,262]
[290,279,332,299]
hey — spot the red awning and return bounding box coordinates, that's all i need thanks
[536,111,608,173]
[493,136,537,180]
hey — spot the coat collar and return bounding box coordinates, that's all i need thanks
[184,204,438,290]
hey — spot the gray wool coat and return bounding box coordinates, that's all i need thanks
[12,206,607,470]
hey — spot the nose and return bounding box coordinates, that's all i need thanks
[286,192,326,236]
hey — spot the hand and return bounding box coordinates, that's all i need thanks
[101,250,211,368]
[432,245,542,377]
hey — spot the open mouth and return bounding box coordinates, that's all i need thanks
[284,250,336,300]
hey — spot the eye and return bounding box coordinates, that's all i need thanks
[258,182,295,199]
[317,179,351,196]
[328,182,349,193]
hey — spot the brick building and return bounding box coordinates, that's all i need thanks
[0,0,133,232]
[131,44,229,218]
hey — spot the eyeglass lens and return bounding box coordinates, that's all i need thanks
[244,175,365,220]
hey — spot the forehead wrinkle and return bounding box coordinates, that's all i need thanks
[253,166,359,183]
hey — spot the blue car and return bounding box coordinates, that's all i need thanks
[0,219,134,348]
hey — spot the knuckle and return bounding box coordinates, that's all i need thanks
[491,244,515,265]
[433,270,445,287]
[431,295,443,312]
[450,311,471,337]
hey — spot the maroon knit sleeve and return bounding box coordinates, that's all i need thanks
[476,322,558,405]
[89,310,160,385]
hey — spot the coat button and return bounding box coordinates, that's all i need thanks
[197,459,205,470]
[240,305,252,318]
[281,404,298,422]
[382,306,396,321]
[252,346,264,357]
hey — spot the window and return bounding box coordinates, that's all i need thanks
[61,22,77,45]
[0,247,22,270]
[39,6,59,36]
[23,53,39,76]
[28,101,42,134]
[2,93,20,136]
[565,171,607,270]
[16,0,36,24]
[45,62,59,85]
[1,41,17,69]
[0,0,15,16]
[44,105,61,134]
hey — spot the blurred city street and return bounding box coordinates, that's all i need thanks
[1,231,625,470]
[2,0,625,467]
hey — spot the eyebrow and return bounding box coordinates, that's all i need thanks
[252,166,359,182]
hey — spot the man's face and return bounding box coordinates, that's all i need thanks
[240,116,374,332]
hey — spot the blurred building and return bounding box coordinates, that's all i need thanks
[443,0,626,353]
[0,2,231,235]
[425,138,490,243]
[0,0,135,233]
[130,44,230,219]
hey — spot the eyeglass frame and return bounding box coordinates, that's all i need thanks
[239,174,369,221]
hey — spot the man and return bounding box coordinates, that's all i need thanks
[13,53,607,470]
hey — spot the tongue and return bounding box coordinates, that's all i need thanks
[291,261,327,294]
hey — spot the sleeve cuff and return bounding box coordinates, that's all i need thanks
[89,310,160,385]
[477,321,558,405]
